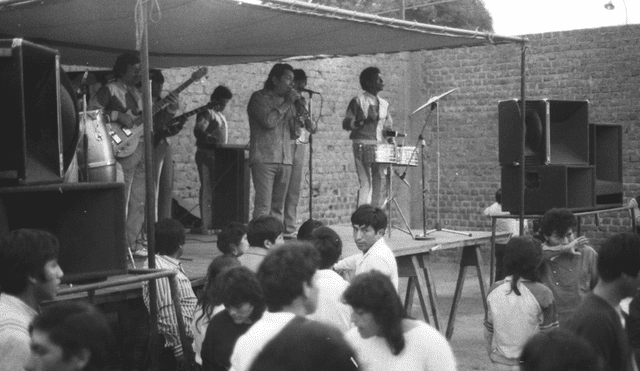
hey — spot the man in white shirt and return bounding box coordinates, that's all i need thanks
[0,229,64,371]
[230,242,321,371]
[333,204,398,290]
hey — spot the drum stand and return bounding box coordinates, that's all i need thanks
[380,158,414,239]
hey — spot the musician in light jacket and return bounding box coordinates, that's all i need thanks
[89,53,149,256]
[193,85,233,234]
[342,66,393,208]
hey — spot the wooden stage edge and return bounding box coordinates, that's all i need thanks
[52,224,503,307]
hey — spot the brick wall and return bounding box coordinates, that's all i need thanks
[161,24,640,246]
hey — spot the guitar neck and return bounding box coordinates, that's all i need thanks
[132,75,200,126]
[171,104,212,124]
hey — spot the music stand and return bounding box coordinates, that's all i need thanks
[411,88,471,238]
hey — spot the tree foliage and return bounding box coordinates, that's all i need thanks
[313,0,494,33]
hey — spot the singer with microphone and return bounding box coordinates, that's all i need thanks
[342,66,394,208]
[247,63,299,222]
[282,69,317,239]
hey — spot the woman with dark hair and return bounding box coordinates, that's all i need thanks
[342,271,456,371]
[484,236,558,370]
[191,255,241,365]
[520,328,600,371]
[201,266,265,371]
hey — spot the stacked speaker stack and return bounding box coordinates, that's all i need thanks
[498,99,623,215]
[0,39,127,283]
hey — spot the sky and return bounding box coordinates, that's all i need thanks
[483,0,640,36]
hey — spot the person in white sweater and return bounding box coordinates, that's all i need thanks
[343,271,457,371]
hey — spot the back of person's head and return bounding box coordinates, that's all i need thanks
[359,66,380,91]
[217,266,266,322]
[503,236,542,295]
[0,229,59,295]
[247,215,283,247]
[257,242,319,312]
[264,63,294,90]
[540,208,576,238]
[210,85,233,101]
[311,227,342,269]
[494,188,502,204]
[217,222,247,255]
[342,271,405,355]
[248,319,358,371]
[149,69,164,84]
[520,328,600,371]
[351,204,387,232]
[197,255,242,325]
[29,301,113,371]
[297,219,324,241]
[112,53,140,78]
[155,218,185,256]
[293,69,307,82]
[597,233,640,283]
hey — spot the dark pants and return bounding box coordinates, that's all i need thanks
[495,243,507,282]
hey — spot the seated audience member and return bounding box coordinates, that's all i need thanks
[216,222,249,257]
[538,208,598,325]
[192,255,241,365]
[567,233,640,371]
[238,215,284,272]
[307,226,352,332]
[483,188,527,281]
[629,195,640,234]
[248,318,358,371]
[0,229,64,371]
[297,219,324,241]
[25,301,113,371]
[520,328,600,371]
[484,236,558,370]
[230,242,320,371]
[333,204,398,290]
[142,218,198,371]
[201,266,265,371]
[343,271,456,371]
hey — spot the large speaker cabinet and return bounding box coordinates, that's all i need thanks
[0,39,64,186]
[499,99,589,166]
[590,123,623,207]
[502,165,595,215]
[0,182,127,283]
[212,145,250,229]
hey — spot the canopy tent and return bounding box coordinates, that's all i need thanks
[0,0,524,68]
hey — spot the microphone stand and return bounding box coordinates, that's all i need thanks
[307,91,314,219]
[411,89,471,238]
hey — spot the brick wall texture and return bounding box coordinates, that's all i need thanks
[158,24,640,247]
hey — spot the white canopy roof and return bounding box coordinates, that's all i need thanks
[0,0,525,68]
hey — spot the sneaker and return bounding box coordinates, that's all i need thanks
[132,247,148,257]
[283,232,297,240]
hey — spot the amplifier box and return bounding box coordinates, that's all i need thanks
[502,164,595,215]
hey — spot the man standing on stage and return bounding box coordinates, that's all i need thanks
[90,53,148,256]
[282,69,316,239]
[194,86,233,234]
[247,63,300,221]
[342,66,393,208]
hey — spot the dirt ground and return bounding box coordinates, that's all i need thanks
[398,258,494,371]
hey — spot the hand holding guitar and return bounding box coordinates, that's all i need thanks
[118,112,137,129]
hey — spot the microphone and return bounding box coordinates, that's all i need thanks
[384,129,406,138]
[300,88,320,95]
[394,170,410,187]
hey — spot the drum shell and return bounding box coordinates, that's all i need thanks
[363,144,396,164]
[80,110,117,182]
[397,146,418,166]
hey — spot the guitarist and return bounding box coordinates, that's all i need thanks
[192,86,233,235]
[150,69,185,221]
[89,53,178,257]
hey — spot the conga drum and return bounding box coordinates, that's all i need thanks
[79,110,117,182]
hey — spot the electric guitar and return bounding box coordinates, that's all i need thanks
[154,102,215,141]
[108,67,208,158]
